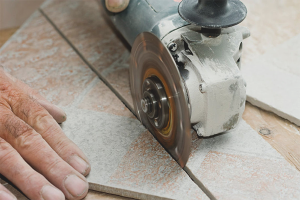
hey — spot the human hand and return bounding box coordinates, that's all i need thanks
[105,0,130,13]
[0,66,90,200]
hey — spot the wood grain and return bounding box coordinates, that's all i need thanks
[84,190,134,200]
[243,103,300,171]
[0,27,18,47]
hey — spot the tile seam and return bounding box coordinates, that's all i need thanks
[70,76,100,108]
[38,8,135,113]
[39,7,216,200]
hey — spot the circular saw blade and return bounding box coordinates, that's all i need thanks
[130,32,191,168]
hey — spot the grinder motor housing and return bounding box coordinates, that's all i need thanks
[99,0,250,137]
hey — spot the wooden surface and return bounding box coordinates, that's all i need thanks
[0,27,19,47]
[243,103,300,171]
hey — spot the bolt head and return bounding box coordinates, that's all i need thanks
[168,42,178,52]
[141,98,149,113]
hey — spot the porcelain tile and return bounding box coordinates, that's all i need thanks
[77,78,133,118]
[62,108,209,200]
[40,0,133,106]
[186,120,300,199]
[0,11,96,107]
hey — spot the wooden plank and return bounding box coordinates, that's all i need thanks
[0,27,18,47]
[243,103,300,171]
[85,190,134,200]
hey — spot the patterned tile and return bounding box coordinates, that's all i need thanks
[198,151,300,200]
[40,0,133,106]
[0,11,96,107]
[63,108,209,200]
[77,78,133,118]
[186,120,300,199]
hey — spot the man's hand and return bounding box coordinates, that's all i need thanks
[105,0,130,13]
[0,66,91,200]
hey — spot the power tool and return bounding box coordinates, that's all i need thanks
[99,0,250,167]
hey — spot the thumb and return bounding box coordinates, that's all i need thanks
[105,0,130,13]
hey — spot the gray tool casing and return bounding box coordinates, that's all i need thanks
[98,0,250,137]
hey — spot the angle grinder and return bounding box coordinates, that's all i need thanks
[98,0,250,168]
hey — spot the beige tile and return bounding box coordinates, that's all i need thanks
[40,0,129,74]
[63,107,209,199]
[186,120,300,199]
[198,151,300,199]
[40,0,133,106]
[78,79,133,118]
[0,11,97,106]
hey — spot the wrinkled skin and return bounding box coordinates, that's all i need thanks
[0,1,130,200]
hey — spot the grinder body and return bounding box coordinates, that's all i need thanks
[98,0,250,167]
[99,0,189,45]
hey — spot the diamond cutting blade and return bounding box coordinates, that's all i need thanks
[130,32,192,168]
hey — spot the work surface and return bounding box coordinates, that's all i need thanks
[1,0,300,199]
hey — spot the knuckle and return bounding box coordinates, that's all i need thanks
[32,111,57,135]
[3,114,33,139]
[17,131,43,152]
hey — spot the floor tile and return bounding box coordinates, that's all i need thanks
[0,11,96,107]
[40,0,133,107]
[77,78,133,118]
[186,120,300,199]
[62,108,209,200]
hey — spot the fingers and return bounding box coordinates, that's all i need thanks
[2,70,67,124]
[0,184,16,200]
[7,92,91,176]
[0,109,89,200]
[0,138,64,200]
[37,100,67,124]
[105,0,130,13]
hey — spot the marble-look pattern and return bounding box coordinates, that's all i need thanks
[0,11,96,106]
[186,120,300,199]
[0,6,209,200]
[40,0,133,107]
[40,0,300,198]
[63,108,208,200]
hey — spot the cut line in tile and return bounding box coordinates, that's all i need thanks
[39,6,215,198]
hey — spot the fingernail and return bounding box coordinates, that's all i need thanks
[68,155,90,175]
[0,191,16,200]
[64,175,88,197]
[41,185,64,200]
[38,100,67,123]
[107,0,123,7]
